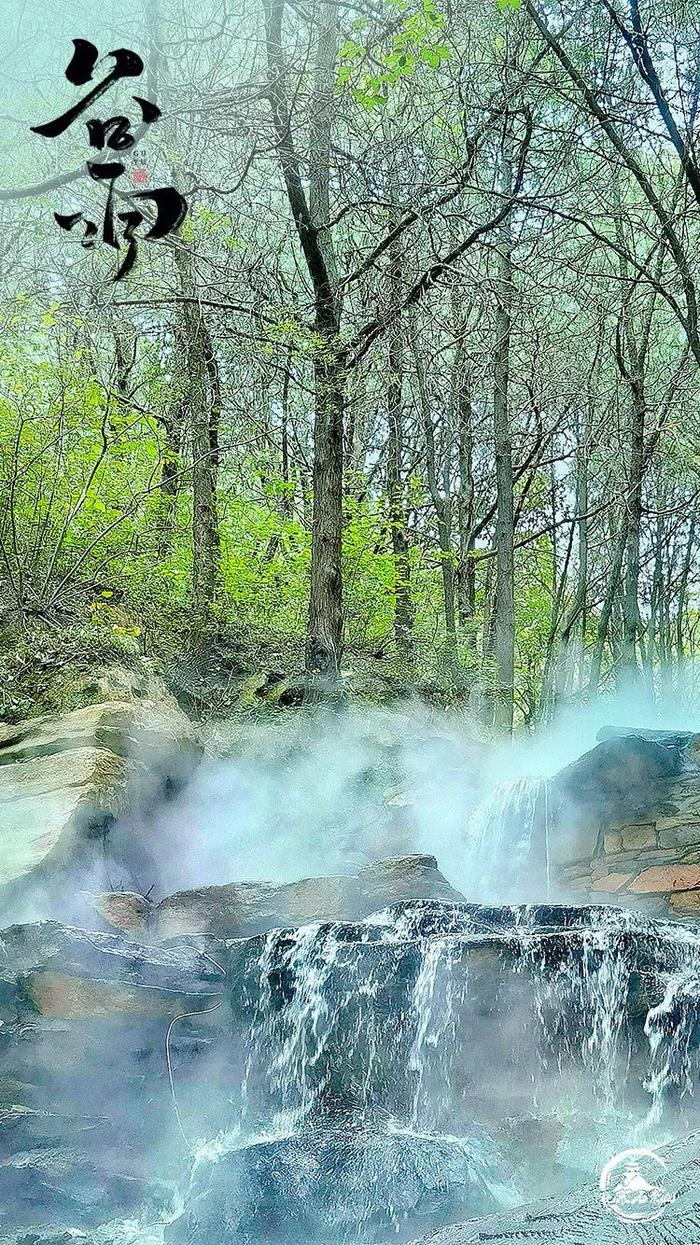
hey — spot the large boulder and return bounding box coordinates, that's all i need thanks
[0,920,223,1020]
[0,901,697,1241]
[0,1142,172,1231]
[0,746,128,887]
[0,699,202,922]
[551,733,685,866]
[224,901,700,1152]
[0,697,199,769]
[0,919,226,1237]
[152,855,464,940]
[0,1225,167,1244]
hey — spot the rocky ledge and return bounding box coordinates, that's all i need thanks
[97,852,464,940]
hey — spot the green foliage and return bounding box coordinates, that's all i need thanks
[0,618,143,721]
[2,0,697,730]
[343,500,395,641]
[338,0,450,108]
[219,497,310,633]
[0,302,160,613]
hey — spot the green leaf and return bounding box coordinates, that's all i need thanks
[497,0,521,9]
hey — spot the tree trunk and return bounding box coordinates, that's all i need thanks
[555,389,591,701]
[386,223,413,657]
[456,384,476,629]
[621,375,646,680]
[589,515,628,693]
[307,344,346,675]
[676,515,696,660]
[264,0,344,679]
[172,245,220,624]
[451,312,476,633]
[489,143,516,731]
[411,318,457,660]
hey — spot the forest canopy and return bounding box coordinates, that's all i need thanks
[1,0,699,729]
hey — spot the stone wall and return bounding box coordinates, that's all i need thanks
[552,730,700,919]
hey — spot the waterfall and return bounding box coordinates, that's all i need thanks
[170,900,700,1244]
[238,923,344,1135]
[408,936,465,1130]
[466,776,551,902]
[524,918,632,1118]
[644,971,700,1129]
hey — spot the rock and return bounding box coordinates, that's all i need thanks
[493,1115,569,1197]
[408,1127,700,1244]
[620,823,657,850]
[658,821,700,848]
[165,1126,520,1245]
[0,1232,95,1244]
[0,1223,167,1244]
[551,730,700,914]
[358,853,461,908]
[0,1143,172,1230]
[155,855,465,940]
[629,864,700,893]
[551,735,683,864]
[0,748,128,888]
[591,858,619,877]
[22,970,217,1020]
[156,880,281,939]
[597,725,696,747]
[225,899,699,1168]
[0,900,696,1241]
[94,891,152,937]
[589,872,635,893]
[0,1103,108,1156]
[0,699,195,766]
[0,699,202,920]
[670,890,700,915]
[0,916,228,1235]
[83,659,176,706]
[687,733,700,762]
[357,854,465,917]
[0,920,223,1017]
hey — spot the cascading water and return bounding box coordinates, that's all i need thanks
[466,776,551,902]
[166,901,700,1245]
[644,970,700,1129]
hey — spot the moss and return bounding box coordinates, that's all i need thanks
[0,620,147,723]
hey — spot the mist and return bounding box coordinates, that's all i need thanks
[101,665,700,910]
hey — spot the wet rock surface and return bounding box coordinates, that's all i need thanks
[4,705,700,1243]
[165,1126,520,1245]
[0,901,697,1239]
[153,854,463,940]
